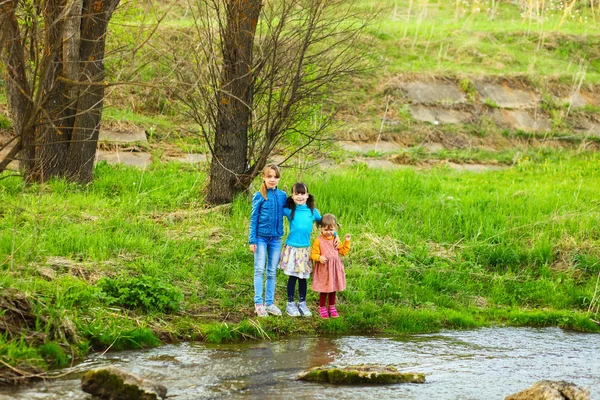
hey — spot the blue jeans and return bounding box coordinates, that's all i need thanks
[254,236,281,306]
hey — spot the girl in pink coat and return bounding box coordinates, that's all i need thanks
[310,214,351,319]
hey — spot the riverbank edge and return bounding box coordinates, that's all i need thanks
[1,305,597,386]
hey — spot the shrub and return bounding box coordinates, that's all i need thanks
[98,275,183,313]
[38,342,69,368]
[0,114,12,129]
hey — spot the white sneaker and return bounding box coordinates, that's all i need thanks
[297,301,312,317]
[255,304,268,317]
[265,304,282,316]
[286,301,301,317]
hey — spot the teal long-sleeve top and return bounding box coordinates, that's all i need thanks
[283,205,322,247]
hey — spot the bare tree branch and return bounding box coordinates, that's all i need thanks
[169,0,371,203]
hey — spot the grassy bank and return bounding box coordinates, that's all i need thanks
[1,150,599,382]
[93,0,600,147]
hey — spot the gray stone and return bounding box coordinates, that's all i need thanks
[575,119,600,137]
[560,90,599,108]
[505,380,590,400]
[562,92,589,108]
[180,153,208,163]
[163,153,209,164]
[409,105,472,124]
[398,82,467,104]
[81,366,167,400]
[95,150,152,168]
[474,81,538,109]
[421,142,445,152]
[37,267,56,281]
[492,110,551,132]
[409,105,437,123]
[98,130,147,143]
[297,365,425,385]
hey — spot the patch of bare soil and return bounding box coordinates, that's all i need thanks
[40,256,118,284]
[388,154,507,171]
[0,289,44,385]
[101,119,146,135]
[551,236,600,280]
[0,289,38,340]
[157,203,232,224]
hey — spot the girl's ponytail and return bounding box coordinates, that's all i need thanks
[259,181,268,200]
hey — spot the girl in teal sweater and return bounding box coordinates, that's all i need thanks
[280,183,320,317]
[280,183,338,316]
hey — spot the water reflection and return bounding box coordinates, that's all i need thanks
[1,327,598,400]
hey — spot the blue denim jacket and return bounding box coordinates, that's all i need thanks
[248,188,287,244]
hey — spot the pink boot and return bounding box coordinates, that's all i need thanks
[319,306,329,319]
[328,305,339,318]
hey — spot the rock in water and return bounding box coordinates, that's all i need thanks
[505,380,590,400]
[297,364,425,384]
[81,366,167,400]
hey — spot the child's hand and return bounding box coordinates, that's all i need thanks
[333,235,341,248]
[249,244,257,253]
[344,234,351,241]
[319,256,328,263]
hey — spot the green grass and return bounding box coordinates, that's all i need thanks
[2,152,600,379]
[362,0,600,76]
[3,0,598,150]
[1,0,600,380]
[91,0,600,143]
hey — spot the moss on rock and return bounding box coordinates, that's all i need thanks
[297,364,425,385]
[81,366,167,400]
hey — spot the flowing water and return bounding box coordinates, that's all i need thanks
[1,327,599,399]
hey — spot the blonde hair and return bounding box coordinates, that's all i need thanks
[259,164,281,199]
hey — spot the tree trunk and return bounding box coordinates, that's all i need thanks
[30,0,71,182]
[206,0,262,204]
[65,0,118,182]
[0,0,120,183]
[1,0,32,167]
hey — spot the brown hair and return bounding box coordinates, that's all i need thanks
[320,213,339,229]
[259,164,281,199]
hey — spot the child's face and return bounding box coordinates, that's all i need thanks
[321,224,336,238]
[292,190,308,205]
[263,169,280,189]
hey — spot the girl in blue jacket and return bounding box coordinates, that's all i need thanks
[248,164,287,317]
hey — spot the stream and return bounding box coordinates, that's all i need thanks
[1,327,598,399]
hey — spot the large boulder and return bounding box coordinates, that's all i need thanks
[81,366,167,400]
[505,380,590,400]
[297,364,425,384]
